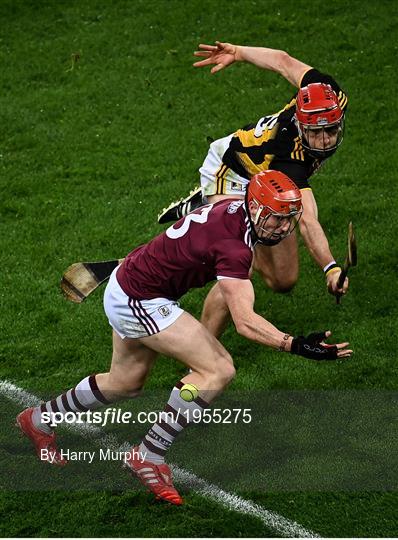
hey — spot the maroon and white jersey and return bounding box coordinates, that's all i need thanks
[117,200,253,301]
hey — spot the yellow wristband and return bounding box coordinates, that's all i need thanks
[325,266,342,277]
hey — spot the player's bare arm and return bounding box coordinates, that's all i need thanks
[218,278,292,350]
[298,189,349,297]
[218,278,352,358]
[193,41,312,87]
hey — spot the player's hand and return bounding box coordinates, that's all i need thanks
[193,41,241,74]
[326,269,349,297]
[290,331,352,360]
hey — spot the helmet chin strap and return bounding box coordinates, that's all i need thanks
[255,236,283,247]
[245,194,267,247]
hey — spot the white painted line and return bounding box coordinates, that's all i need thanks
[1,379,318,538]
[171,466,318,538]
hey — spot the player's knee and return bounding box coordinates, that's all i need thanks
[271,277,297,293]
[260,272,298,293]
[199,351,235,388]
[222,362,236,386]
[216,353,236,387]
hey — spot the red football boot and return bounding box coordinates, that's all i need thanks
[16,407,67,466]
[124,446,183,505]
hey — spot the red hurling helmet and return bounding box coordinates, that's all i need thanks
[295,82,344,158]
[246,170,302,246]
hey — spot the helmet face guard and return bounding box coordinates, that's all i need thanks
[295,82,345,158]
[297,117,345,158]
[251,205,302,246]
[246,171,303,247]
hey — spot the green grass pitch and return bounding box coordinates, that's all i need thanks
[1,0,398,536]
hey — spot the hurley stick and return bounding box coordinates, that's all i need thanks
[61,259,124,303]
[336,222,357,304]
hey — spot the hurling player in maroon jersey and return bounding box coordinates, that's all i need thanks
[157,42,349,337]
[17,171,352,505]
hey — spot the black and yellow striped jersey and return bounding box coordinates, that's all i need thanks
[221,69,348,190]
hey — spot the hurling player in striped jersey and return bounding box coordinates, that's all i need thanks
[158,41,349,337]
[17,171,352,505]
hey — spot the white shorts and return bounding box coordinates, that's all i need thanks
[103,267,184,339]
[199,134,248,197]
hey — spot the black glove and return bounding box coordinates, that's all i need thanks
[291,331,338,360]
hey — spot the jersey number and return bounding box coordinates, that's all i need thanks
[166,204,213,239]
[254,113,279,137]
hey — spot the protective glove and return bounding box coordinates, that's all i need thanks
[291,331,338,360]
